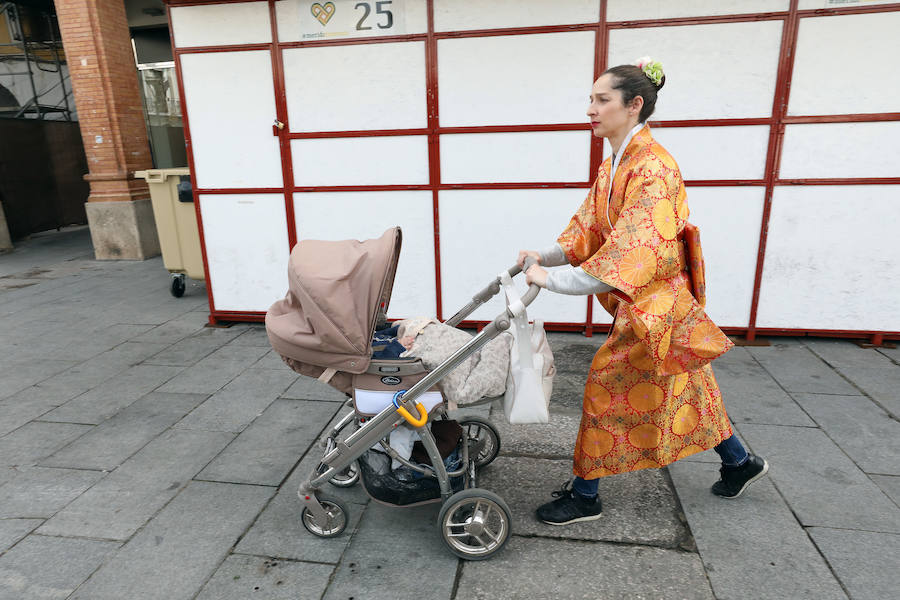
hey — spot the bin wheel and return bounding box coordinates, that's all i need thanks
[301,497,349,538]
[438,488,511,560]
[459,416,501,469]
[171,274,186,298]
[329,461,360,488]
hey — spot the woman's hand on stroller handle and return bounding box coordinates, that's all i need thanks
[517,250,541,268]
[524,264,548,288]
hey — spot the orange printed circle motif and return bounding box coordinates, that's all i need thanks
[632,458,661,470]
[629,424,662,449]
[628,343,654,371]
[618,246,657,288]
[676,444,704,460]
[673,285,693,320]
[635,280,675,316]
[628,382,664,412]
[656,329,671,361]
[690,321,728,358]
[584,383,612,415]
[672,404,700,435]
[652,201,678,240]
[672,372,689,396]
[581,428,615,457]
[591,347,612,370]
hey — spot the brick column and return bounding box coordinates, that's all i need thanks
[55,0,160,260]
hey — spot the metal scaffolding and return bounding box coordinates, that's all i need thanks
[0,0,72,120]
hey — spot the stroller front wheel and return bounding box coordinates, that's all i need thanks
[459,416,501,469]
[329,460,360,488]
[301,498,349,538]
[438,488,511,560]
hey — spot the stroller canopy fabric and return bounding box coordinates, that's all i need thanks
[266,227,402,374]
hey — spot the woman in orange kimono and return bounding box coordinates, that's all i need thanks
[519,60,768,526]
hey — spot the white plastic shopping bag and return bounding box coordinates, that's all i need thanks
[500,272,556,424]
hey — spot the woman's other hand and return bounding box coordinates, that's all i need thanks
[525,264,549,288]
[517,250,542,268]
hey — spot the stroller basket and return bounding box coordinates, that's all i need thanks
[265,226,541,560]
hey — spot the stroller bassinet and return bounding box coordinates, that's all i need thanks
[266,227,541,560]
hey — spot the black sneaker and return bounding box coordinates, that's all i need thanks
[711,454,769,498]
[536,481,603,525]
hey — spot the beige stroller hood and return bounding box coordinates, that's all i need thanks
[266,227,402,374]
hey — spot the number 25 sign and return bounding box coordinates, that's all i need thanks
[300,0,406,39]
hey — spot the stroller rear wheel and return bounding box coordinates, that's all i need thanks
[459,416,501,469]
[329,460,360,488]
[438,488,511,560]
[301,497,349,538]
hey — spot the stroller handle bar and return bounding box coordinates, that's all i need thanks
[444,257,541,328]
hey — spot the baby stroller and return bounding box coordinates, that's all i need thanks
[265,227,541,560]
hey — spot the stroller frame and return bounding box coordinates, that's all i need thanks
[297,258,541,560]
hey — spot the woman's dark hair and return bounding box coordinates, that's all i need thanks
[603,64,666,123]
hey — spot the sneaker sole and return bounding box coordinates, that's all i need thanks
[540,513,603,526]
[720,459,769,499]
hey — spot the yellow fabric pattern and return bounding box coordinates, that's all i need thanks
[557,124,734,478]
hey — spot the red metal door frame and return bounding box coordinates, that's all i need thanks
[165,0,900,342]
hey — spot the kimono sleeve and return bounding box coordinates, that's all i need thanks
[557,176,604,267]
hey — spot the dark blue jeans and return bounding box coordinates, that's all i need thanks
[572,435,749,498]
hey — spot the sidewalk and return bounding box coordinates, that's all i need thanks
[0,227,898,599]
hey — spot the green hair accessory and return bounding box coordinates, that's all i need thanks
[634,56,664,87]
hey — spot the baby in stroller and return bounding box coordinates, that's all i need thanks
[266,227,541,560]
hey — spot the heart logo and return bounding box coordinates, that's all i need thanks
[311,2,336,26]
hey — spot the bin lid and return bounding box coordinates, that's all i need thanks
[265,227,402,374]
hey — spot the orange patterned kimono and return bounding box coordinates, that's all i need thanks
[558,124,734,479]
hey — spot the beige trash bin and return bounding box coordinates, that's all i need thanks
[135,168,204,297]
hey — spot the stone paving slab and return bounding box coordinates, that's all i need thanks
[41,365,186,425]
[0,534,121,600]
[0,387,76,437]
[321,502,458,600]
[197,399,340,486]
[488,406,582,459]
[713,347,817,426]
[803,339,896,370]
[195,554,333,600]
[38,429,235,540]
[835,366,900,419]
[870,474,900,506]
[876,344,900,364]
[129,312,210,345]
[668,460,848,600]
[281,374,349,402]
[0,467,105,519]
[478,457,690,548]
[747,344,861,396]
[456,535,714,600]
[175,368,298,433]
[0,519,41,554]
[142,336,228,367]
[0,422,92,467]
[226,326,273,347]
[251,349,296,371]
[36,341,170,395]
[41,324,157,362]
[808,527,900,600]
[69,481,274,600]
[739,424,900,532]
[791,393,900,475]
[0,359,78,401]
[41,392,209,471]
[156,345,269,394]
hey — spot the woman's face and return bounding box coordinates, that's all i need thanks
[587,74,638,139]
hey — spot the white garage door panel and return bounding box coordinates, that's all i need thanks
[438,32,596,127]
[608,0,788,21]
[293,191,436,318]
[780,122,900,179]
[291,136,429,186]
[275,0,428,41]
[685,187,765,328]
[171,2,271,48]
[647,126,770,181]
[434,0,600,31]
[798,0,895,8]
[282,42,427,132]
[440,189,591,323]
[180,51,283,189]
[757,186,900,331]
[441,131,592,184]
[199,194,290,312]
[608,21,782,121]
[790,12,900,116]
